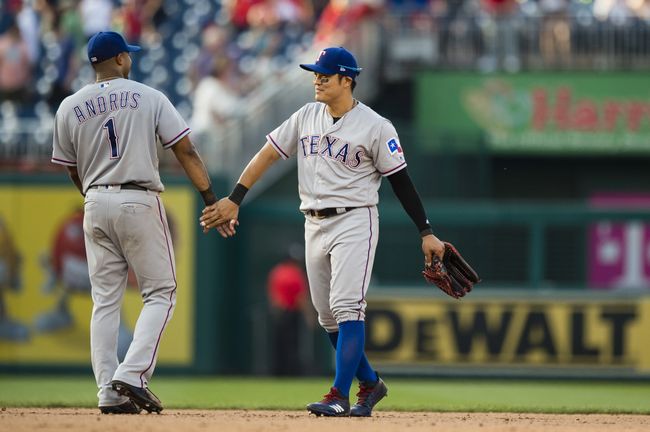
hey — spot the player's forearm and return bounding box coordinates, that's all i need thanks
[228,143,280,205]
[178,151,211,191]
[237,142,280,189]
[387,168,432,236]
[171,136,216,205]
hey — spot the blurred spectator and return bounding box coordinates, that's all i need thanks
[628,0,650,20]
[227,0,265,31]
[225,0,315,88]
[190,23,231,88]
[190,57,243,172]
[79,0,113,38]
[315,0,382,44]
[269,0,314,26]
[438,0,477,64]
[0,0,22,34]
[235,1,282,66]
[311,0,330,19]
[594,0,633,22]
[266,243,315,376]
[45,13,80,109]
[33,0,56,33]
[116,0,145,43]
[58,0,86,53]
[16,0,41,66]
[478,0,521,72]
[114,0,165,44]
[539,0,571,68]
[0,19,32,103]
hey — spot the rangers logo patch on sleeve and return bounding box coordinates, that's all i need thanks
[386,138,403,155]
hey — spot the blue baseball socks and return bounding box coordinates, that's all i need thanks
[329,320,378,397]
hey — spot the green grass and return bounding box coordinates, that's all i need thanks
[1,376,649,414]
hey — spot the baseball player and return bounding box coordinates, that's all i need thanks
[200,46,445,417]
[51,31,217,415]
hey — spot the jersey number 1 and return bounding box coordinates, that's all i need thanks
[103,118,120,159]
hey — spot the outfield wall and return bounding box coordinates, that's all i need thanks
[2,175,650,378]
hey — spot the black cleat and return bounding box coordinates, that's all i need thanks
[111,380,163,414]
[99,400,142,414]
[350,377,388,417]
[306,387,350,417]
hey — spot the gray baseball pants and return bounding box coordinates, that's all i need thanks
[304,206,379,332]
[83,186,176,406]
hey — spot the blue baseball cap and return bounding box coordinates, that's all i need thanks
[300,47,362,79]
[87,31,141,64]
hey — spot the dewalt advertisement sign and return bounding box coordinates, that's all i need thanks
[416,73,650,155]
[366,296,650,372]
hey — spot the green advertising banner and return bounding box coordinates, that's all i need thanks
[416,73,650,154]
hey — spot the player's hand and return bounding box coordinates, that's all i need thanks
[200,197,239,230]
[200,202,219,233]
[215,219,239,238]
[200,202,216,231]
[422,234,445,267]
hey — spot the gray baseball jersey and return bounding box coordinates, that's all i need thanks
[52,78,190,193]
[267,101,407,211]
[51,77,185,407]
[266,100,407,330]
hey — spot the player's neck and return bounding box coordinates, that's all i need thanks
[96,75,123,83]
[327,96,357,118]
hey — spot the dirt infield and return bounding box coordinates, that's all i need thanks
[2,408,649,432]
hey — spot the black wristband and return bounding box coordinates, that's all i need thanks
[420,226,433,237]
[199,187,217,206]
[228,183,249,206]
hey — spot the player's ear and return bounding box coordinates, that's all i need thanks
[115,52,127,66]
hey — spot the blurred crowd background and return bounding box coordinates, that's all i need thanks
[2,0,650,171]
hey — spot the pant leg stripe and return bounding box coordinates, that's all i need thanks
[357,207,373,320]
[139,196,177,387]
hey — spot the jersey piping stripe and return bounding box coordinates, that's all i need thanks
[357,207,373,320]
[379,161,407,176]
[267,134,289,159]
[162,127,191,148]
[51,157,77,166]
[139,196,177,387]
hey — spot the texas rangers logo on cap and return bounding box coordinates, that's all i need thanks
[386,137,403,154]
[299,47,362,79]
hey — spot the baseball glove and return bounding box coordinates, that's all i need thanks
[422,242,480,299]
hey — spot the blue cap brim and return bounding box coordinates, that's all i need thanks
[127,44,141,53]
[300,63,335,75]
